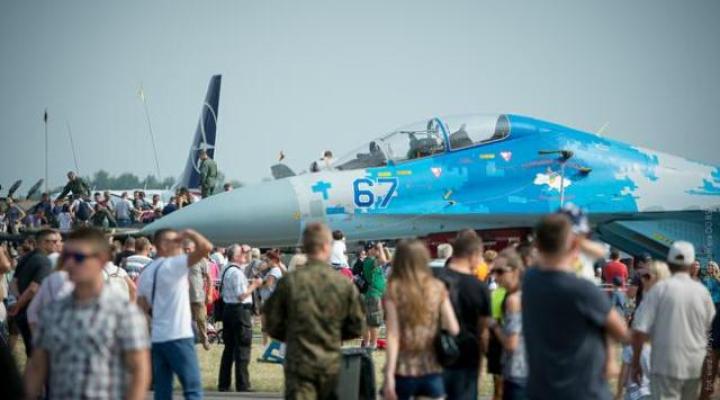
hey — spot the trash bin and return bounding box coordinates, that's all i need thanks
[336,348,373,400]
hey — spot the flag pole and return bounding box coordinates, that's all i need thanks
[44,109,48,193]
[138,84,162,180]
[66,120,81,175]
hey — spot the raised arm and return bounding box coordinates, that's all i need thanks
[181,229,213,266]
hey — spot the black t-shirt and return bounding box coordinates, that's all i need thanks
[14,250,52,314]
[434,267,491,369]
[522,268,612,400]
[114,250,135,267]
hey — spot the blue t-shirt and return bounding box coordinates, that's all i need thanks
[522,268,612,400]
[702,277,720,304]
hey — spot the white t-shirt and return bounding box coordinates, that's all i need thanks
[329,240,347,267]
[58,213,73,232]
[260,266,283,301]
[137,254,193,343]
[632,273,715,379]
[103,262,130,301]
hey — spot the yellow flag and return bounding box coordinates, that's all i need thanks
[137,84,145,102]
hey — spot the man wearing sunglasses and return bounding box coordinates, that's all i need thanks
[24,227,151,400]
[8,228,57,356]
[137,228,213,400]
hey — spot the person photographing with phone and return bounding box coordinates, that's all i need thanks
[362,241,388,350]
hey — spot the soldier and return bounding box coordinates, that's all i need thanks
[55,171,90,201]
[198,149,218,198]
[263,222,365,400]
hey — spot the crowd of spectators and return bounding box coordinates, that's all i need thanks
[0,189,199,234]
[0,206,718,400]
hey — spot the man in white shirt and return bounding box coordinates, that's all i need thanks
[137,228,212,400]
[632,241,715,400]
[218,244,262,392]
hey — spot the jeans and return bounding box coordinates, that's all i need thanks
[117,218,131,227]
[503,379,527,400]
[151,337,202,400]
[443,367,479,400]
[395,373,445,400]
[218,304,253,391]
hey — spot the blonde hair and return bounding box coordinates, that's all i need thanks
[648,260,671,282]
[437,243,453,259]
[388,240,434,327]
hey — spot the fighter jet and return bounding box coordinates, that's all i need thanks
[144,114,720,262]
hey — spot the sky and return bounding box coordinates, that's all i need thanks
[1,0,719,191]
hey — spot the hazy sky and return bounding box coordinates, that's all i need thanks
[1,0,719,191]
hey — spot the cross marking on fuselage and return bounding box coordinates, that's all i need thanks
[311,181,332,200]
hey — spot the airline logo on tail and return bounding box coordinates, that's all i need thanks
[177,75,222,189]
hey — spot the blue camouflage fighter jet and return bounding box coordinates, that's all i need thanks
[145,114,720,262]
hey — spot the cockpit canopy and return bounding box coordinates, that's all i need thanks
[335,114,510,170]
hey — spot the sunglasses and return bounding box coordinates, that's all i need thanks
[491,268,510,275]
[61,251,97,264]
[640,273,652,280]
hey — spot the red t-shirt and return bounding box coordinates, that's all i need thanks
[603,260,628,286]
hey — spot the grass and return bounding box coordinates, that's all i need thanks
[14,337,494,395]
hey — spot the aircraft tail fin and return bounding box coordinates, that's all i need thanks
[7,180,22,198]
[26,179,44,200]
[176,75,222,190]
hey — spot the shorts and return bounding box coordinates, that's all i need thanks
[395,373,445,400]
[487,328,503,375]
[365,296,384,327]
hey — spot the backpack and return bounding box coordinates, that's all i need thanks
[76,200,92,221]
[103,264,130,301]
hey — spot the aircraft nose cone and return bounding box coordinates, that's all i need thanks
[143,180,301,247]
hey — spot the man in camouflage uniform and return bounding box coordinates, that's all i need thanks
[55,171,90,201]
[198,150,218,198]
[263,222,365,400]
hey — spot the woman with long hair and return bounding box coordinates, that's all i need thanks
[383,240,459,400]
[488,249,527,400]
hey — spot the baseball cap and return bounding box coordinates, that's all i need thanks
[667,241,695,267]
